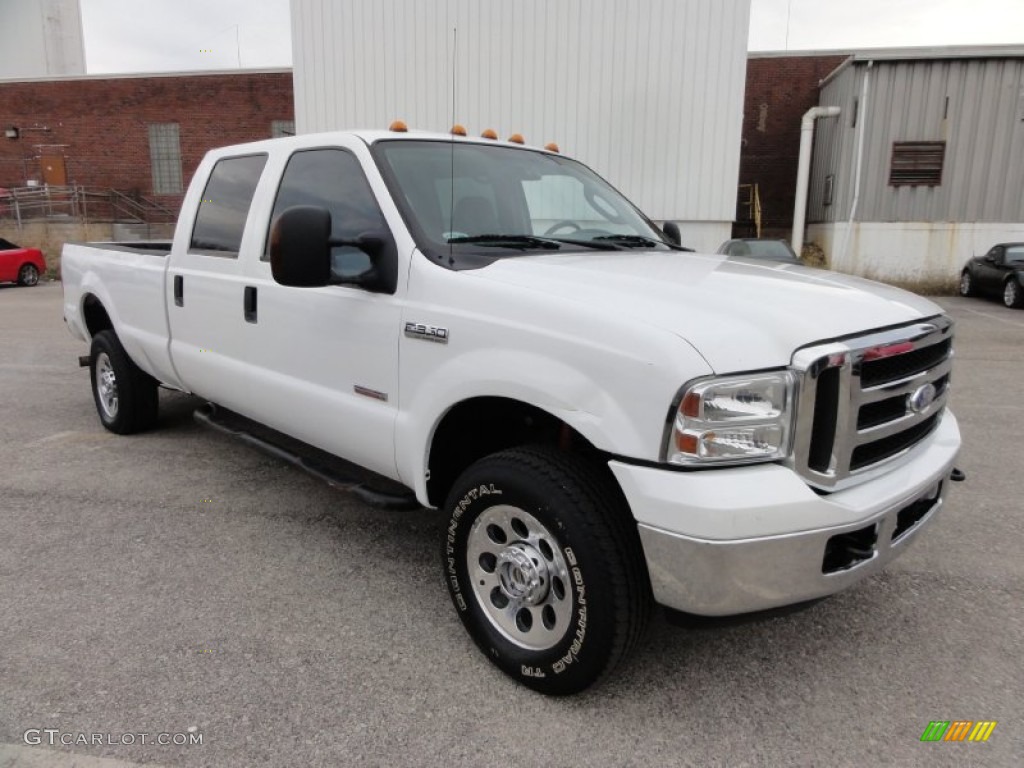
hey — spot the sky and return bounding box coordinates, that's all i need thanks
[78,0,1024,74]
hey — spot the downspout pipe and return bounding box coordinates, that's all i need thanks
[792,106,841,256]
[838,61,873,269]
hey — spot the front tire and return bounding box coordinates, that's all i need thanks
[441,446,651,695]
[959,270,973,297]
[1003,279,1024,309]
[17,263,39,286]
[89,330,159,434]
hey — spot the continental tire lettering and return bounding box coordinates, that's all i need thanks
[521,665,546,678]
[552,550,588,675]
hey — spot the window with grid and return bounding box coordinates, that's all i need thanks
[889,141,945,186]
[271,120,295,138]
[148,123,183,195]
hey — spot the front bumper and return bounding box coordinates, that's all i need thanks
[610,410,960,616]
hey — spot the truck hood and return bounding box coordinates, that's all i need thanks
[473,250,943,372]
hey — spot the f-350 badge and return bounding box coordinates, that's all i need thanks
[404,322,449,344]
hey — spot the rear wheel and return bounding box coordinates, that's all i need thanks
[441,446,651,695]
[89,330,159,434]
[17,263,39,286]
[1004,279,1024,309]
[958,270,973,297]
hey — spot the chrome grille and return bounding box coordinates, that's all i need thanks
[789,317,954,491]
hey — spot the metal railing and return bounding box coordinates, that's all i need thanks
[0,184,178,227]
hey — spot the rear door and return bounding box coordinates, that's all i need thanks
[238,140,403,479]
[167,153,268,407]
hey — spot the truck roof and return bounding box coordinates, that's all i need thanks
[205,128,560,157]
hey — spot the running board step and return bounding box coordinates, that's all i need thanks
[194,403,420,510]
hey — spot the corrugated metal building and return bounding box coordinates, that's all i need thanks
[289,0,751,252]
[0,0,85,78]
[807,47,1024,287]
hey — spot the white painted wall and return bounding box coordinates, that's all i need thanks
[290,0,750,245]
[0,0,85,78]
[807,221,1024,287]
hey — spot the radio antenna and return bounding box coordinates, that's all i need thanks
[448,24,457,264]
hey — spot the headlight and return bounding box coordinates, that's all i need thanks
[665,372,795,465]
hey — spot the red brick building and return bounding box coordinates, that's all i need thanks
[0,69,294,215]
[737,53,846,238]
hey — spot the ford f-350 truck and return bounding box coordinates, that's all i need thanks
[62,128,961,695]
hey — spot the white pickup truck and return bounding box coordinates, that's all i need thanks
[62,128,961,694]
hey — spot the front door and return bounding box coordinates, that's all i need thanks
[241,141,403,479]
[40,155,66,186]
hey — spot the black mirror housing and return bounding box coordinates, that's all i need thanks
[270,206,333,287]
[662,221,681,246]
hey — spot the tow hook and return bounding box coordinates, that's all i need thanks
[950,468,966,482]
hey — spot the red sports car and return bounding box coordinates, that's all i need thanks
[0,238,46,286]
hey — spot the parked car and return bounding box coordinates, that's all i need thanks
[959,243,1024,308]
[0,238,46,286]
[717,238,800,263]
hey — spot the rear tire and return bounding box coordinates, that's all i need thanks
[17,263,39,286]
[441,446,651,695]
[89,330,159,434]
[1004,279,1024,309]
[958,270,973,297]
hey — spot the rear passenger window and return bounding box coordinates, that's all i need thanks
[190,154,268,256]
[263,149,386,263]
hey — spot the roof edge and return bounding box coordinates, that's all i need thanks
[0,67,293,85]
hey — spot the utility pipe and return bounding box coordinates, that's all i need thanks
[791,105,841,256]
[837,61,873,270]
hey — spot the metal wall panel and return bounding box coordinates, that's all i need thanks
[810,57,1024,224]
[290,0,750,223]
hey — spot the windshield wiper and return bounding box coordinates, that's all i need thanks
[446,234,561,250]
[544,237,621,251]
[594,234,692,251]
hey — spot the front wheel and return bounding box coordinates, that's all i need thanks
[1003,279,1024,309]
[89,330,159,434]
[17,263,39,286]
[441,446,651,695]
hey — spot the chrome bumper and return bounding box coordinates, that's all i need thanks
[637,478,946,616]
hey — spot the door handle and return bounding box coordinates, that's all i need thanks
[173,275,184,306]
[244,286,258,324]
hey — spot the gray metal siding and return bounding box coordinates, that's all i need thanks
[810,57,1024,224]
[289,0,750,222]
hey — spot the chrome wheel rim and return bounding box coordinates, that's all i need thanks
[95,352,119,419]
[466,505,573,651]
[960,272,970,295]
[1004,282,1017,307]
[21,265,38,286]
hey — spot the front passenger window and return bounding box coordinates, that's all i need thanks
[264,149,386,273]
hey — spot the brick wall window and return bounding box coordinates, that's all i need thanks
[889,141,945,186]
[271,120,295,138]
[148,123,183,194]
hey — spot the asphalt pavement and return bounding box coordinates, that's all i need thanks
[1,282,1021,767]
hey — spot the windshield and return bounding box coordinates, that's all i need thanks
[372,139,674,268]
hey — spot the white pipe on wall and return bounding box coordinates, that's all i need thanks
[837,61,873,270]
[791,105,841,256]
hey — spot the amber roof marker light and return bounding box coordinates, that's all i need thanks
[508,133,525,144]
[480,128,498,140]
[389,120,408,132]
[450,124,467,136]
[544,142,560,153]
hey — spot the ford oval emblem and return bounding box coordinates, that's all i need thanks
[908,383,937,414]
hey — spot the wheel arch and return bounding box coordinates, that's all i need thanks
[82,293,114,338]
[424,396,605,508]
